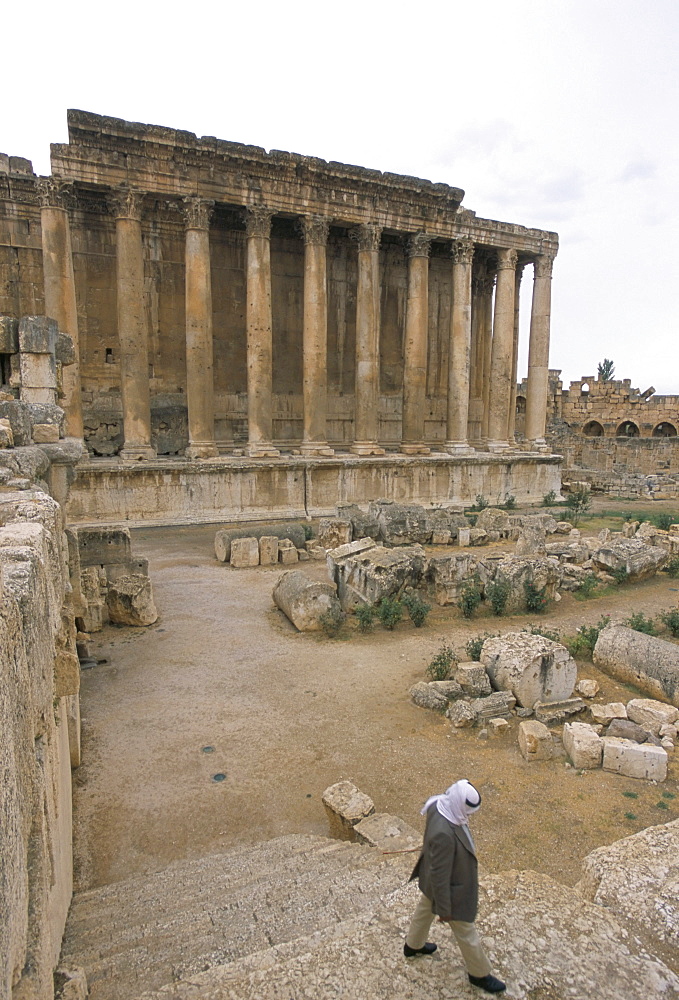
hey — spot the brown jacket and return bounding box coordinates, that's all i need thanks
[409,805,479,922]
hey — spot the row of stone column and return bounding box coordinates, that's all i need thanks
[37,180,553,458]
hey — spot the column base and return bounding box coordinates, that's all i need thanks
[185,442,219,460]
[443,441,476,456]
[120,444,157,461]
[246,442,281,458]
[300,441,335,457]
[527,438,551,453]
[485,440,510,453]
[350,441,386,456]
[400,442,430,455]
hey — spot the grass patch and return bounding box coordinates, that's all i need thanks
[624,812,637,821]
[662,791,676,800]
[655,800,670,810]
[622,790,638,799]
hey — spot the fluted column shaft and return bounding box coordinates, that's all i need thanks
[487,248,518,450]
[301,216,334,456]
[507,263,524,444]
[38,179,83,439]
[480,272,495,443]
[446,238,475,453]
[183,198,217,459]
[351,224,385,455]
[401,233,431,454]
[112,188,155,460]
[525,254,554,449]
[245,207,279,458]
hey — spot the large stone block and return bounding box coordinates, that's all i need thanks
[317,518,352,549]
[106,574,158,626]
[78,526,132,568]
[590,702,627,725]
[602,737,667,781]
[591,538,668,582]
[0,315,18,353]
[482,631,576,708]
[518,719,553,761]
[278,538,299,564]
[335,503,380,540]
[214,523,307,563]
[0,400,32,446]
[321,780,374,840]
[593,625,679,706]
[455,662,492,697]
[563,722,603,768]
[272,569,341,631]
[426,550,477,605]
[18,315,58,354]
[369,500,432,546]
[626,698,679,736]
[258,535,279,565]
[475,507,511,534]
[492,555,560,613]
[515,515,547,556]
[330,543,427,611]
[470,690,516,720]
[410,682,451,712]
[230,536,260,568]
[354,813,421,851]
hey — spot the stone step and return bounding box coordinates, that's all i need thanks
[61,835,412,1000]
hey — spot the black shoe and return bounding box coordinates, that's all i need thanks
[468,973,506,993]
[403,941,438,957]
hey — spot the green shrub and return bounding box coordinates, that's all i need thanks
[486,579,510,616]
[524,580,549,614]
[467,513,478,527]
[465,632,498,661]
[543,490,557,507]
[658,609,679,637]
[622,790,638,799]
[612,566,629,585]
[565,615,610,659]
[354,603,375,633]
[624,812,637,821]
[662,791,676,799]
[650,512,679,531]
[665,557,679,579]
[303,523,313,541]
[459,577,483,619]
[655,800,669,810]
[575,574,599,599]
[625,611,657,636]
[503,493,517,510]
[377,597,403,630]
[402,592,431,628]
[318,605,346,638]
[565,487,592,526]
[471,494,488,511]
[426,642,457,681]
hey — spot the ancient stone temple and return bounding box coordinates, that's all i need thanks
[0,111,561,523]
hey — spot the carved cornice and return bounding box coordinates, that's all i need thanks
[451,237,475,266]
[245,205,273,239]
[406,232,431,258]
[300,215,330,246]
[534,254,554,279]
[110,186,145,221]
[351,223,382,253]
[496,248,518,271]
[36,177,76,211]
[182,196,214,230]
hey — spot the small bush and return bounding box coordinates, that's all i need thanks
[625,611,657,636]
[467,513,478,527]
[303,524,313,541]
[402,592,432,628]
[662,791,676,799]
[459,577,483,619]
[565,486,592,526]
[471,494,488,511]
[318,605,346,638]
[377,597,403,631]
[503,493,517,510]
[486,579,511,616]
[612,566,629,585]
[650,512,679,531]
[575,573,599,599]
[655,800,669,810]
[665,557,679,579]
[622,790,638,799]
[565,615,611,659]
[426,642,457,681]
[543,490,557,507]
[526,624,561,643]
[465,632,498,661]
[624,812,637,821]
[524,580,549,614]
[354,603,375,633]
[659,609,679,637]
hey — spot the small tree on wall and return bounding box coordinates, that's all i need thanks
[597,358,615,381]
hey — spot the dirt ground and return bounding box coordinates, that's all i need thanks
[73,500,679,895]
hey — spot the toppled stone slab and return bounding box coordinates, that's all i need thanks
[106,574,158,626]
[273,570,341,632]
[563,722,603,768]
[606,718,652,743]
[470,690,516,721]
[230,536,260,568]
[214,523,306,563]
[602,737,668,781]
[321,781,374,840]
[409,682,449,712]
[428,679,464,701]
[593,625,679,706]
[77,525,132,567]
[518,719,553,761]
[591,537,668,582]
[590,702,627,725]
[335,503,380,540]
[353,813,421,852]
[455,662,492,697]
[369,500,432,546]
[329,543,427,611]
[492,556,560,613]
[475,507,511,534]
[534,697,586,725]
[482,632,576,708]
[318,518,352,549]
[426,551,477,605]
[626,698,679,735]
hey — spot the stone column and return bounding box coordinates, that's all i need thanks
[300,216,334,456]
[37,178,84,439]
[486,248,518,451]
[401,232,431,454]
[480,270,495,444]
[350,224,385,456]
[507,263,525,445]
[445,237,475,453]
[245,206,279,458]
[183,197,218,459]
[112,187,156,460]
[525,254,554,450]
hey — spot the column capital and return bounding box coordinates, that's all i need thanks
[534,254,554,279]
[110,186,145,222]
[182,196,214,231]
[37,177,76,211]
[406,232,431,258]
[496,247,518,271]
[451,237,475,265]
[351,223,382,253]
[245,205,273,239]
[300,215,330,246]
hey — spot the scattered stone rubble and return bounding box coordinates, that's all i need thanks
[76,526,157,631]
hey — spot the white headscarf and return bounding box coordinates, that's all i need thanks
[420,779,481,827]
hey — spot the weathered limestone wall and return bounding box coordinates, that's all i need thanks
[65,453,561,527]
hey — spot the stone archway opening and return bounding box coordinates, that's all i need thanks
[652,421,677,438]
[583,420,604,437]
[515,395,526,414]
[580,382,590,395]
[616,420,639,437]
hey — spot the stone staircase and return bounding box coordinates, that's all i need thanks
[59,834,413,1000]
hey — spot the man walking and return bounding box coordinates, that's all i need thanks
[404,778,506,994]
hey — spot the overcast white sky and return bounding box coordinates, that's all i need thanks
[3,0,678,392]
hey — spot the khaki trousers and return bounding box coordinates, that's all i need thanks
[405,892,491,978]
